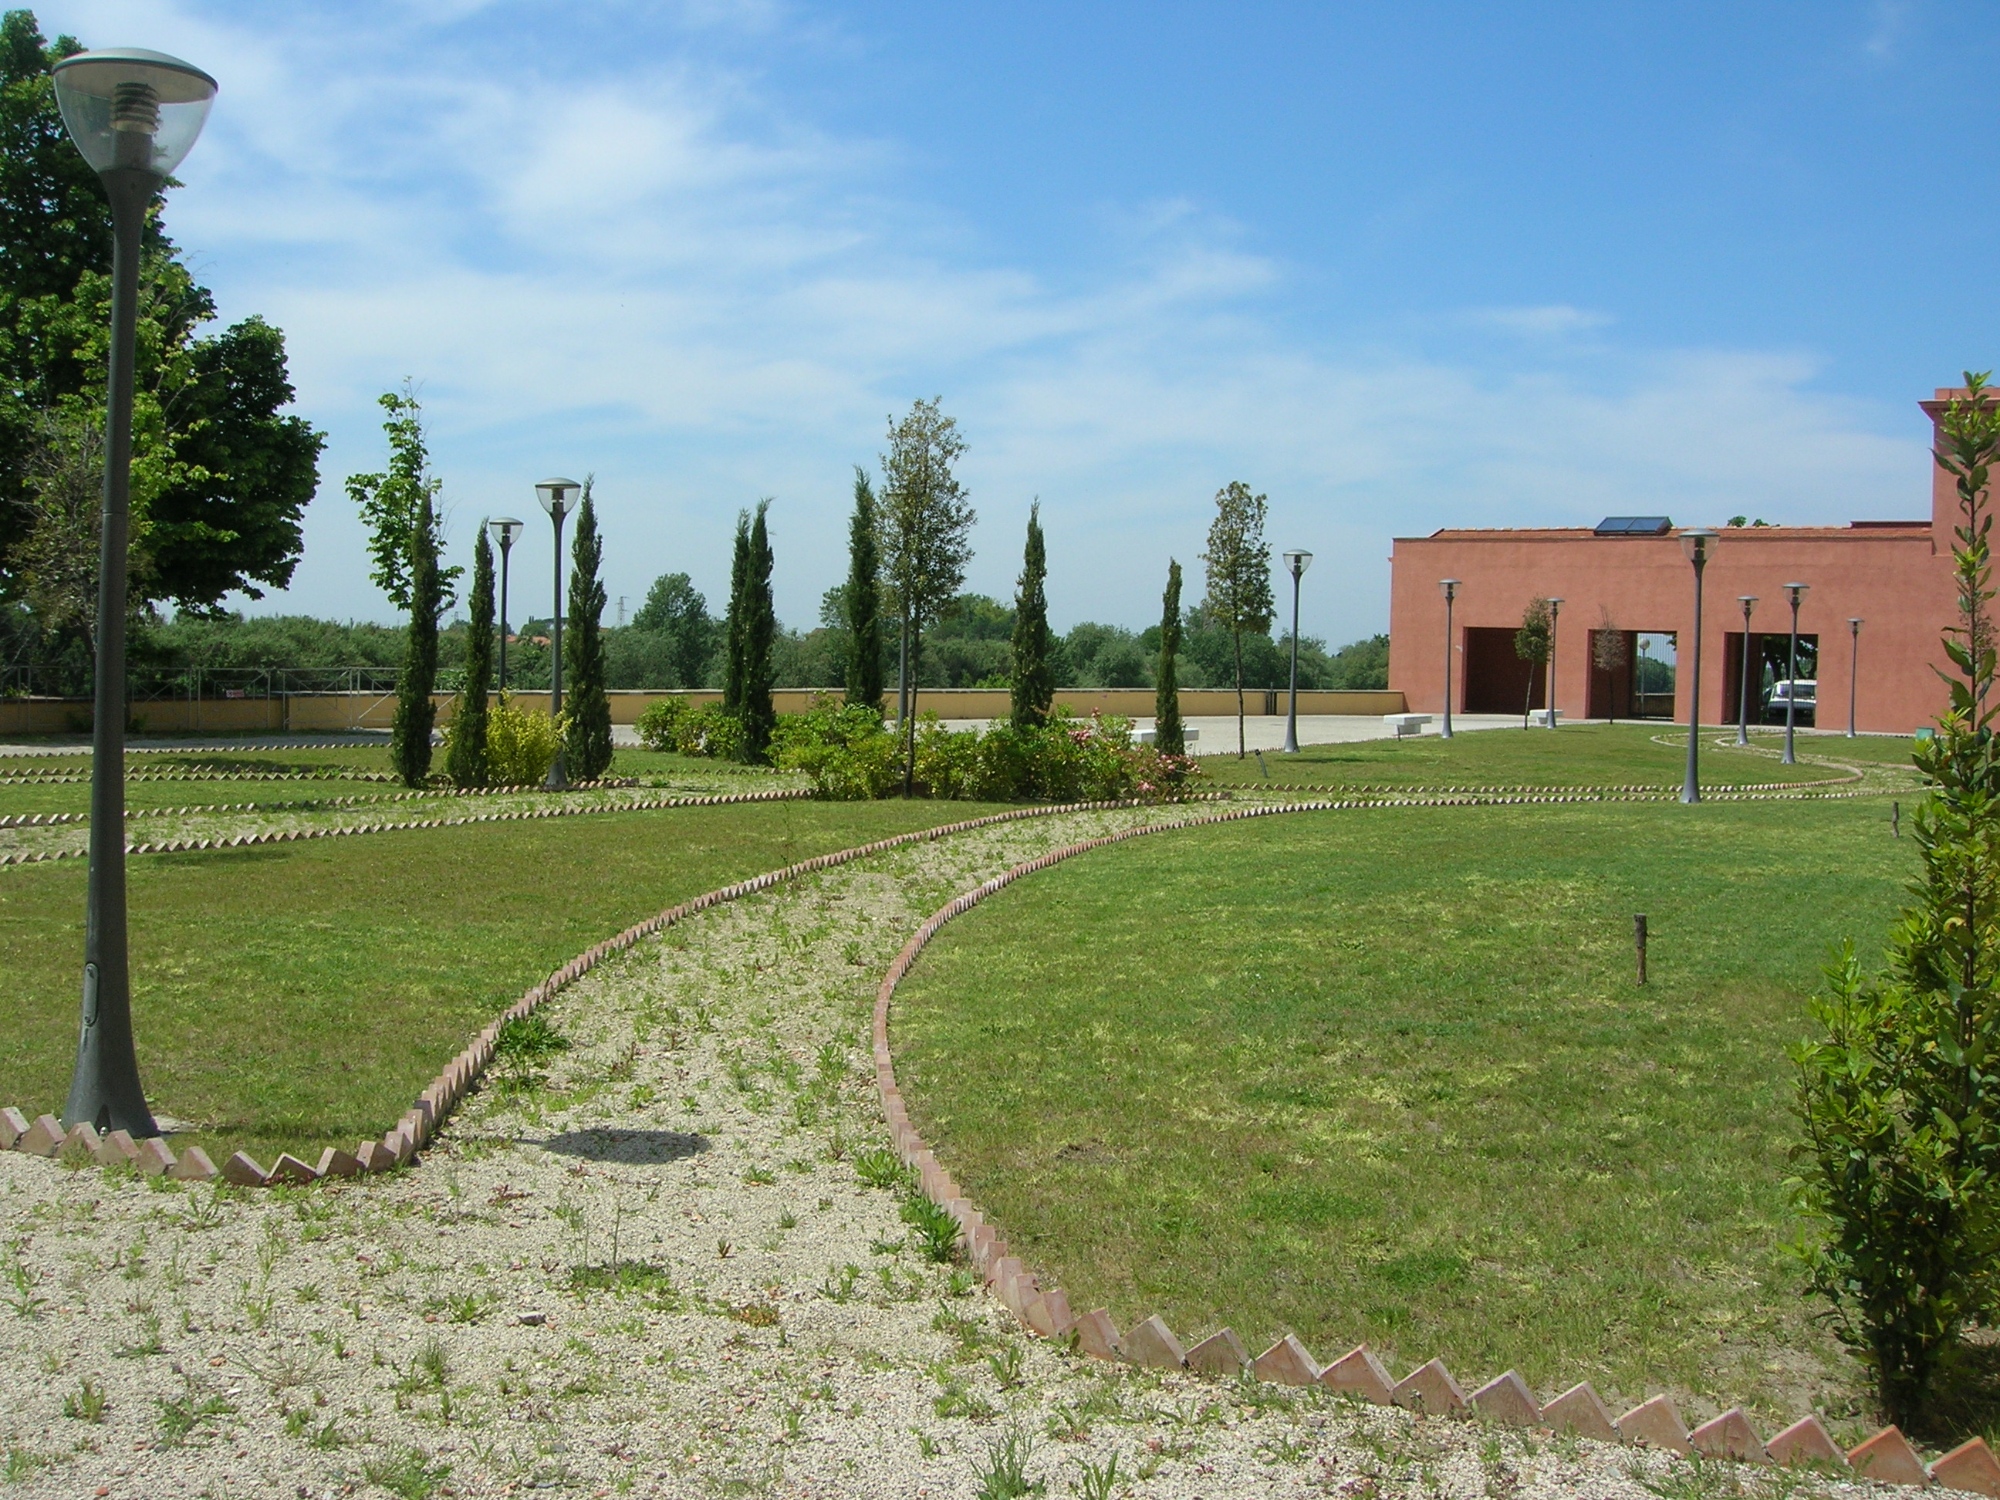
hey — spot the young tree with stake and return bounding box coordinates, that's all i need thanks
[1199,481,1273,758]
[881,397,975,792]
[1514,597,1553,729]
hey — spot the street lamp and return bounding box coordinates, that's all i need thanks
[1281,550,1312,753]
[1545,598,1564,727]
[536,479,581,789]
[52,48,216,1139]
[488,518,524,693]
[1848,618,1863,739]
[1735,596,1757,746]
[1782,582,1809,765]
[1439,579,1460,739]
[1679,529,1718,804]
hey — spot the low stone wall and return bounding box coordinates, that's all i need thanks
[868,795,2000,1495]
[0,686,1407,737]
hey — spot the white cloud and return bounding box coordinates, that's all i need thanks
[32,1,1928,649]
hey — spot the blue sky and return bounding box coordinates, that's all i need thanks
[33,2,2000,645]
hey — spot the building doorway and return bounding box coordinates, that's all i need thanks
[1587,630,1676,719]
[1461,627,1544,714]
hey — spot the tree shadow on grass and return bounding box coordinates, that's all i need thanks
[537,1128,709,1165]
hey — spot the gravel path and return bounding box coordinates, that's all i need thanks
[0,806,1874,1499]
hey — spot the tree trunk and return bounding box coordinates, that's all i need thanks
[903,626,921,797]
[1233,628,1246,758]
[1523,661,1535,729]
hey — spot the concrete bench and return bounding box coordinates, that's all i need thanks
[1383,713,1431,739]
[1137,728,1199,748]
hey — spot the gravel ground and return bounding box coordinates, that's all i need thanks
[0,806,1879,1499]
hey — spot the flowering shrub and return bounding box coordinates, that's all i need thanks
[634,698,744,760]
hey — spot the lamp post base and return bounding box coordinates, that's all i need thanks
[545,749,568,791]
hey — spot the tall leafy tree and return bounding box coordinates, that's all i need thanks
[0,11,323,615]
[844,467,884,711]
[1154,559,1185,754]
[564,479,612,781]
[881,397,975,790]
[447,527,494,787]
[632,571,711,688]
[390,485,441,788]
[1199,480,1273,758]
[346,386,459,616]
[722,512,750,714]
[1010,502,1053,729]
[740,499,776,762]
[1793,373,2000,1427]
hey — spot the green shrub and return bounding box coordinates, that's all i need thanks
[771,700,902,799]
[634,698,743,759]
[482,696,564,787]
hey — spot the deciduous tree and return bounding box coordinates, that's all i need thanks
[1514,597,1552,729]
[1199,481,1273,758]
[881,397,975,791]
[632,571,712,688]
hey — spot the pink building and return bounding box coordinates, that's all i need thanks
[1387,390,1972,735]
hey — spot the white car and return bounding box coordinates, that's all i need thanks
[1766,679,1816,722]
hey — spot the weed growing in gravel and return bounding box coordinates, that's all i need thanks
[177,1188,227,1233]
[115,1309,164,1358]
[743,1166,777,1186]
[60,1375,106,1422]
[971,1426,1045,1497]
[398,1337,449,1396]
[853,1147,914,1191]
[362,1445,452,1500]
[900,1194,961,1263]
[819,1263,861,1303]
[986,1344,1025,1390]
[566,1261,680,1308]
[1070,1452,1123,1500]
[154,1385,235,1447]
[494,1013,569,1092]
[5,1240,43,1318]
[933,1377,998,1422]
[1,1447,52,1483]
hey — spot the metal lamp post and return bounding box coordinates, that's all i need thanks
[489,517,524,694]
[536,479,580,789]
[1439,579,1460,739]
[1847,618,1862,738]
[1545,597,1564,727]
[52,48,216,1138]
[1679,529,1718,804]
[1735,596,1757,746]
[1281,549,1312,753]
[1782,582,1808,765]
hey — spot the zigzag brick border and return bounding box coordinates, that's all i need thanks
[0,776,652,831]
[869,798,2000,1497]
[0,784,816,867]
[0,794,1214,1192]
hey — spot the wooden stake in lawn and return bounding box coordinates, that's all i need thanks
[1634,914,1647,985]
[1200,481,1274,759]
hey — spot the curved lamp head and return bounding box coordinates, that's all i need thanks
[1738,594,1757,609]
[1547,596,1565,614]
[488,516,525,548]
[1784,581,1809,608]
[535,478,580,520]
[51,48,215,177]
[1850,616,1863,633]
[1439,577,1460,602]
[1679,527,1719,567]
[1282,549,1313,580]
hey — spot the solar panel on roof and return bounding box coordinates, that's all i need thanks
[1594,516,1673,536]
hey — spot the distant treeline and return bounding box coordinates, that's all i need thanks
[3,588,1388,696]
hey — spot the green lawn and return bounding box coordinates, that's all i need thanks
[1,797,994,1165]
[891,796,1912,1426]
[1196,722,1873,790]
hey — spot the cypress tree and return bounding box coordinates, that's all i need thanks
[845,468,885,711]
[1155,559,1185,754]
[390,489,441,787]
[1010,502,1053,729]
[447,526,495,787]
[564,481,613,781]
[723,511,750,714]
[742,499,777,762]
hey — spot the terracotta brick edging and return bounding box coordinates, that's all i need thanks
[0,793,1220,1193]
[868,796,2000,1496]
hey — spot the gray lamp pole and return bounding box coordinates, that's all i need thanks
[1281,549,1312,753]
[1679,529,1718,804]
[1439,579,1460,739]
[1545,597,1564,726]
[536,479,580,789]
[52,48,216,1138]
[1782,582,1808,765]
[1735,595,1757,746]
[489,517,524,694]
[1847,618,1862,738]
